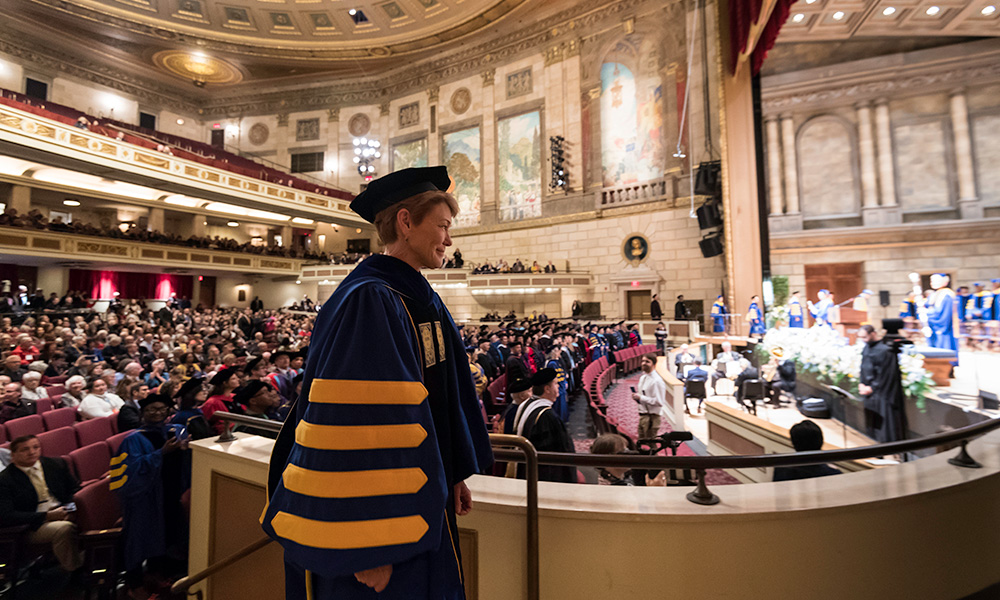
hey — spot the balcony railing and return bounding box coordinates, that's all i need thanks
[0,102,361,223]
[595,175,679,210]
[0,226,303,275]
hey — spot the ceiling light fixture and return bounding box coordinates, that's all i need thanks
[925,5,940,15]
[227,221,239,227]
[882,6,896,15]
[176,118,185,125]
[805,0,816,4]
[63,199,80,207]
[832,10,845,20]
[983,5,996,15]
[349,8,357,15]
[792,13,805,22]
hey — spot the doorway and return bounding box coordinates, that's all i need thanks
[804,262,863,329]
[626,290,651,320]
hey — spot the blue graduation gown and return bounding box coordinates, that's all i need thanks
[927,288,959,358]
[957,293,971,322]
[899,298,917,319]
[262,254,492,600]
[546,358,568,423]
[587,333,606,359]
[710,301,727,333]
[810,298,833,327]
[788,299,804,328]
[747,302,766,335]
[110,423,189,571]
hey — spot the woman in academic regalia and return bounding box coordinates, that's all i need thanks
[262,167,493,600]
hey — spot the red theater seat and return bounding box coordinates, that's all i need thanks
[105,431,130,454]
[4,415,44,440]
[74,418,114,447]
[67,442,112,484]
[43,407,77,431]
[36,427,78,458]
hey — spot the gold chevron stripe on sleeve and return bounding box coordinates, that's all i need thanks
[109,475,128,490]
[282,464,427,498]
[109,464,126,478]
[295,422,427,450]
[110,453,128,466]
[307,379,428,405]
[271,512,429,549]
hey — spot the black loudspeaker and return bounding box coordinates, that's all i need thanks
[980,390,999,411]
[879,290,890,307]
[696,201,723,230]
[699,233,723,258]
[694,160,722,196]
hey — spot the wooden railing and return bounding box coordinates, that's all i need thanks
[0,226,304,275]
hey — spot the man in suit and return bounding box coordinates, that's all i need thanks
[0,435,82,571]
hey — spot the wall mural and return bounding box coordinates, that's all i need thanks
[600,61,664,187]
[497,110,541,222]
[392,138,428,171]
[443,127,481,228]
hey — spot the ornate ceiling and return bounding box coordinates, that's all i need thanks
[777,0,998,41]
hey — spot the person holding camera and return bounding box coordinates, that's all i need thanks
[590,433,667,486]
[110,393,191,598]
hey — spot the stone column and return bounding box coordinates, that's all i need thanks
[147,208,164,234]
[874,100,896,206]
[427,87,440,164]
[479,69,498,226]
[950,89,982,219]
[6,185,31,214]
[765,117,783,216]
[190,214,206,237]
[856,103,879,209]
[326,108,340,188]
[779,115,799,214]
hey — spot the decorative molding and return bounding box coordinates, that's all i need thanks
[348,113,371,136]
[248,123,270,145]
[505,68,533,100]
[762,58,1000,115]
[481,68,496,87]
[545,44,565,67]
[295,118,320,141]
[379,102,390,117]
[398,102,420,128]
[276,113,289,127]
[427,85,440,104]
[327,107,340,122]
[450,88,472,115]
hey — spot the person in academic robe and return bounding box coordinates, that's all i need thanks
[476,340,498,382]
[110,393,191,597]
[857,325,907,443]
[650,294,663,321]
[201,367,243,434]
[970,282,990,321]
[710,296,728,333]
[924,273,959,361]
[544,349,569,423]
[587,325,606,360]
[899,292,918,320]
[265,349,296,403]
[511,368,575,483]
[674,295,692,321]
[992,279,1000,321]
[787,291,805,328]
[956,286,971,322]
[808,289,834,327]
[746,295,766,337]
[232,380,281,439]
[505,340,530,392]
[261,167,492,600]
[852,289,874,325]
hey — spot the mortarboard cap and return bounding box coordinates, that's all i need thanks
[508,377,533,394]
[861,289,873,295]
[244,357,263,374]
[349,166,452,223]
[174,377,204,399]
[270,349,293,362]
[139,393,171,411]
[532,367,557,387]
[234,380,271,405]
[210,367,237,386]
[992,279,1000,284]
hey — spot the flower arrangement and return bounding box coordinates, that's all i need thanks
[756,326,934,410]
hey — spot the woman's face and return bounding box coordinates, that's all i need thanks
[23,377,39,390]
[406,202,453,269]
[92,380,107,395]
[69,380,84,394]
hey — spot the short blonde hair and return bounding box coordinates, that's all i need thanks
[373,191,458,246]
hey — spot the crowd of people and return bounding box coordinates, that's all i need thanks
[470,258,560,274]
[0,207,331,261]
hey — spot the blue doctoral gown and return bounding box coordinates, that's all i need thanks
[588,333,606,360]
[927,288,959,359]
[261,254,493,600]
[957,292,971,322]
[711,301,727,333]
[788,299,804,328]
[747,302,766,335]
[110,423,189,571]
[546,358,569,423]
[810,298,833,327]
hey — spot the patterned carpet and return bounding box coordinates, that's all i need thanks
[583,371,741,486]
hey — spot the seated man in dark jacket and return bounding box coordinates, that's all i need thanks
[0,435,82,571]
[773,420,841,482]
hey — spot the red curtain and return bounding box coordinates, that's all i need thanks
[68,269,193,300]
[729,0,797,75]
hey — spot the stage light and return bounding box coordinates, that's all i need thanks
[882,6,896,15]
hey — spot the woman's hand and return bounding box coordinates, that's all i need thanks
[454,481,472,516]
[355,565,392,592]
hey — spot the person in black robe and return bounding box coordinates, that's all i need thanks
[674,295,692,320]
[511,368,575,483]
[650,294,663,320]
[505,340,529,391]
[857,325,907,443]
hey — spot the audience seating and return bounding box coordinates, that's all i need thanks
[42,407,77,431]
[33,398,52,414]
[106,431,130,454]
[739,379,767,416]
[74,417,114,447]
[73,479,122,596]
[45,385,66,398]
[0,427,6,446]
[684,380,707,414]
[484,375,508,416]
[35,427,78,458]
[42,375,68,385]
[4,415,44,440]
[67,442,111,485]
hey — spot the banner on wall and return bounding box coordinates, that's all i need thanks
[497,110,541,222]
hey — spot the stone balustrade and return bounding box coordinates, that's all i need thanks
[595,175,677,210]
